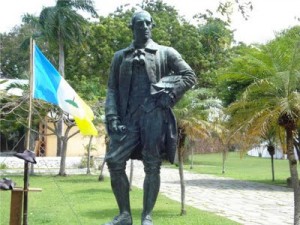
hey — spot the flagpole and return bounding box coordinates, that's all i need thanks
[23,37,34,225]
[26,38,34,150]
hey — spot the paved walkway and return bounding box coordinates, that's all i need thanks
[124,160,294,225]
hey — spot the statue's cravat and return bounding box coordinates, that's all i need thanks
[133,49,146,65]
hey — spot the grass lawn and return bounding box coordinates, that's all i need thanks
[179,152,291,186]
[0,175,240,225]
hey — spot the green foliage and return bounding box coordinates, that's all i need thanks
[217,45,276,106]
[143,0,182,46]
[0,163,8,169]
[217,26,300,107]
[0,30,30,78]
[266,26,300,72]
[175,88,221,120]
[38,0,97,48]
[224,26,300,155]
[0,82,53,150]
[174,88,225,157]
[226,71,300,147]
[67,14,132,85]
[78,141,97,168]
[68,75,104,101]
[78,155,95,168]
[0,91,29,140]
[173,23,204,74]
[193,12,233,87]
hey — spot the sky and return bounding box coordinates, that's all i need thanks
[0,0,299,44]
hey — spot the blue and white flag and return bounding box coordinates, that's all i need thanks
[33,44,98,136]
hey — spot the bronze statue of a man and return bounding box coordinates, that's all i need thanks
[104,10,196,225]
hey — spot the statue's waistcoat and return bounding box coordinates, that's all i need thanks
[118,41,166,119]
[127,61,151,114]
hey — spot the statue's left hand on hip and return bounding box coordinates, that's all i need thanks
[157,92,175,109]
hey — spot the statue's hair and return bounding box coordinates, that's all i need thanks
[128,10,156,29]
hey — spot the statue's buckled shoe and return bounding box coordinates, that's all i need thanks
[142,215,153,225]
[103,212,132,225]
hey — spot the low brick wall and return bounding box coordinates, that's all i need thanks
[0,156,104,175]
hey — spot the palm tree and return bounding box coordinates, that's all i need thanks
[226,40,300,224]
[37,0,98,175]
[173,88,223,215]
[39,0,98,78]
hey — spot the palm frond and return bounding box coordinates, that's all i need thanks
[71,0,98,17]
[178,118,211,140]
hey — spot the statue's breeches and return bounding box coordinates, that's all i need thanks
[106,107,166,171]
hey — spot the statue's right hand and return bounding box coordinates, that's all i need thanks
[109,119,126,133]
[109,119,120,133]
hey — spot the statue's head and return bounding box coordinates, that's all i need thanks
[128,10,155,45]
[128,10,156,29]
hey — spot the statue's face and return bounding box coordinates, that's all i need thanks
[132,12,153,45]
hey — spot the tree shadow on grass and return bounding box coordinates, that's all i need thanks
[70,188,113,194]
[52,175,102,183]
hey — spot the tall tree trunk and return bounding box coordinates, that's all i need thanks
[178,128,186,215]
[286,128,300,225]
[29,132,36,175]
[86,136,93,174]
[56,35,65,157]
[129,160,134,191]
[178,149,186,216]
[58,36,65,78]
[56,120,63,156]
[271,154,275,182]
[58,137,68,176]
[222,149,227,174]
[58,121,70,176]
[267,145,275,182]
[98,160,106,181]
[190,146,194,169]
[99,135,109,181]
